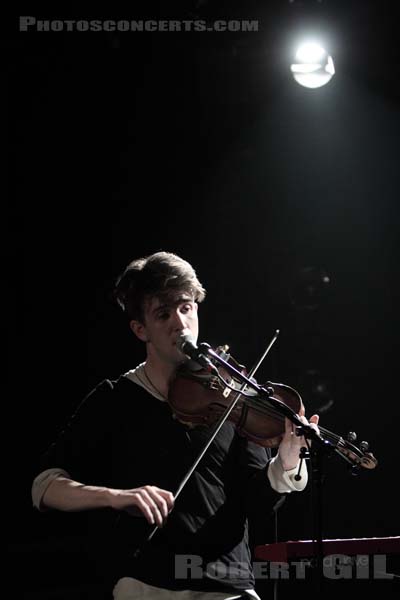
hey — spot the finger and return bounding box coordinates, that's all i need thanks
[306,414,320,435]
[298,414,320,438]
[155,488,175,512]
[144,487,170,521]
[138,489,164,527]
[296,415,308,436]
[284,417,294,435]
[131,493,157,525]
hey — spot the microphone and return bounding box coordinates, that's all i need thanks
[177,334,217,373]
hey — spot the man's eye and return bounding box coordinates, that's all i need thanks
[158,312,170,320]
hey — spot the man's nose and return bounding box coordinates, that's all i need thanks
[172,309,186,329]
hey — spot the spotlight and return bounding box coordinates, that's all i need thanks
[291,42,335,88]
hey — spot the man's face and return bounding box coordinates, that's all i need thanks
[133,291,199,365]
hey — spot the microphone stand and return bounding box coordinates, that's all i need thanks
[310,437,326,597]
[272,494,286,600]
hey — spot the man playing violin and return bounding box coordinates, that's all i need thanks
[32,251,320,600]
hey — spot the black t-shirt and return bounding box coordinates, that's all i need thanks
[40,376,282,592]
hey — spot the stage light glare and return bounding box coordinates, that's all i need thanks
[291,42,335,89]
[296,42,325,63]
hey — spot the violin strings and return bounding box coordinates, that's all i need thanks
[239,393,343,445]
[235,388,367,462]
[217,372,345,446]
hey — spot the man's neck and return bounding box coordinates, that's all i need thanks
[144,358,176,400]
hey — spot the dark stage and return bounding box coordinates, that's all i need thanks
[7,1,399,598]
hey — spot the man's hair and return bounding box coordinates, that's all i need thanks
[113,251,206,322]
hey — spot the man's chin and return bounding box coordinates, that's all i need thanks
[168,349,187,366]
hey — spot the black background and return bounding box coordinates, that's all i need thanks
[7,1,399,598]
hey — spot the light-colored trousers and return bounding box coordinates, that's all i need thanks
[113,577,261,600]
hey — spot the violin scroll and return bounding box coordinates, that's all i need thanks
[336,432,378,472]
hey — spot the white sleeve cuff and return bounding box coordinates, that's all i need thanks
[32,468,71,510]
[267,454,308,493]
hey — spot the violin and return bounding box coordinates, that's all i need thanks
[168,344,378,472]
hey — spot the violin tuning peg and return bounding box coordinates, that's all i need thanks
[360,441,370,452]
[217,344,230,354]
[347,431,357,443]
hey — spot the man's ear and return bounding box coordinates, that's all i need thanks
[130,320,148,342]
